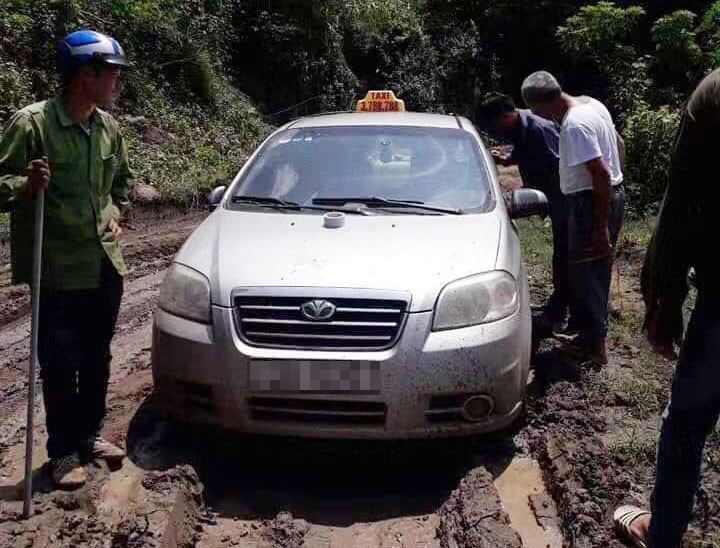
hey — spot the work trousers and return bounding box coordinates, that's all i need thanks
[566,185,625,345]
[38,258,123,459]
[648,291,720,547]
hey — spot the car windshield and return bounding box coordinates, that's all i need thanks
[230,125,495,213]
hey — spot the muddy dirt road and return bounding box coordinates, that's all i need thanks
[2,183,718,547]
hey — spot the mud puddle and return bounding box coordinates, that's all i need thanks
[495,457,563,548]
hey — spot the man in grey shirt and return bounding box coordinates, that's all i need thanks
[521,71,625,364]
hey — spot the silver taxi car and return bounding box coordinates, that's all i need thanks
[151,96,548,438]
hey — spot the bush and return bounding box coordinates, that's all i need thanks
[651,10,702,99]
[697,1,720,71]
[557,2,645,62]
[623,106,681,216]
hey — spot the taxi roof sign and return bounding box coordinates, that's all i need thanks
[355,90,405,113]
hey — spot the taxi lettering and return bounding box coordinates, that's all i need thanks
[356,90,405,113]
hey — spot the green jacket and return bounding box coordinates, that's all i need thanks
[641,68,720,307]
[0,95,131,290]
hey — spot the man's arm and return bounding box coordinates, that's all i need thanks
[0,112,34,212]
[586,156,612,256]
[616,131,625,171]
[564,123,612,255]
[641,118,693,311]
[638,71,720,356]
[110,131,132,221]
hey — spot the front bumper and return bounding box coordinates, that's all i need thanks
[150,304,530,439]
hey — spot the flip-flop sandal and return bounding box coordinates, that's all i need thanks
[551,332,583,346]
[614,505,650,548]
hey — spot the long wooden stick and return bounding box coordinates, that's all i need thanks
[23,187,44,519]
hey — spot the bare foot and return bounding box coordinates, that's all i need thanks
[629,513,651,544]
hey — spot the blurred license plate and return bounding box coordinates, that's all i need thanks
[248,361,381,393]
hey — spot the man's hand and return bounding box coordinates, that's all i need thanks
[591,226,612,258]
[26,156,50,196]
[108,218,123,239]
[490,148,511,167]
[644,301,684,360]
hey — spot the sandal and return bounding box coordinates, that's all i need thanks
[613,505,650,548]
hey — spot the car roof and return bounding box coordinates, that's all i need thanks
[288,111,465,130]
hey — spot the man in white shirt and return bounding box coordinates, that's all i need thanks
[521,71,625,364]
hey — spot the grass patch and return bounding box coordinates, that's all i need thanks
[608,308,645,347]
[516,217,554,268]
[619,216,655,251]
[584,368,662,420]
[610,429,658,467]
[515,217,554,303]
[706,426,720,473]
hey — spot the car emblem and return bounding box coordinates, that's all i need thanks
[301,299,337,322]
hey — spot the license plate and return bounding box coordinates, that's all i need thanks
[248,360,381,393]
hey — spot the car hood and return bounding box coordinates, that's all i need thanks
[176,209,503,312]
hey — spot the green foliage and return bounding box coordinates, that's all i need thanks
[651,10,702,96]
[2,0,717,211]
[343,0,422,36]
[698,1,720,70]
[0,62,34,122]
[374,28,440,112]
[227,4,358,120]
[623,106,681,216]
[557,2,645,62]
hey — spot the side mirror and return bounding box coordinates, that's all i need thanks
[509,188,549,220]
[207,185,227,212]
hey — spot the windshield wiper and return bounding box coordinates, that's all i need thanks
[231,196,301,208]
[231,195,371,215]
[312,196,462,215]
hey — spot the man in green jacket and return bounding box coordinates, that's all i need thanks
[613,68,720,548]
[0,30,131,488]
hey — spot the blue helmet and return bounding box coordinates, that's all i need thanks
[58,30,129,73]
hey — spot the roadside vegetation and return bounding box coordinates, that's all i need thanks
[2,0,720,219]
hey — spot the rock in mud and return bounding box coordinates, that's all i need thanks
[130,183,162,205]
[437,467,522,548]
[260,511,309,548]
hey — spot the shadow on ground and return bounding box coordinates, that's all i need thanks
[125,400,517,526]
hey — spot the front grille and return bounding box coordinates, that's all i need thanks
[235,296,407,350]
[248,397,387,425]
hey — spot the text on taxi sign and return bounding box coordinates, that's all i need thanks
[356,90,406,112]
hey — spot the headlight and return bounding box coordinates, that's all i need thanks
[159,263,212,324]
[433,271,518,331]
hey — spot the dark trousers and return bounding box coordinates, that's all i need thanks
[38,259,123,459]
[648,291,720,548]
[544,195,571,322]
[566,185,625,344]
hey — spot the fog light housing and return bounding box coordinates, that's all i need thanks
[461,395,494,422]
